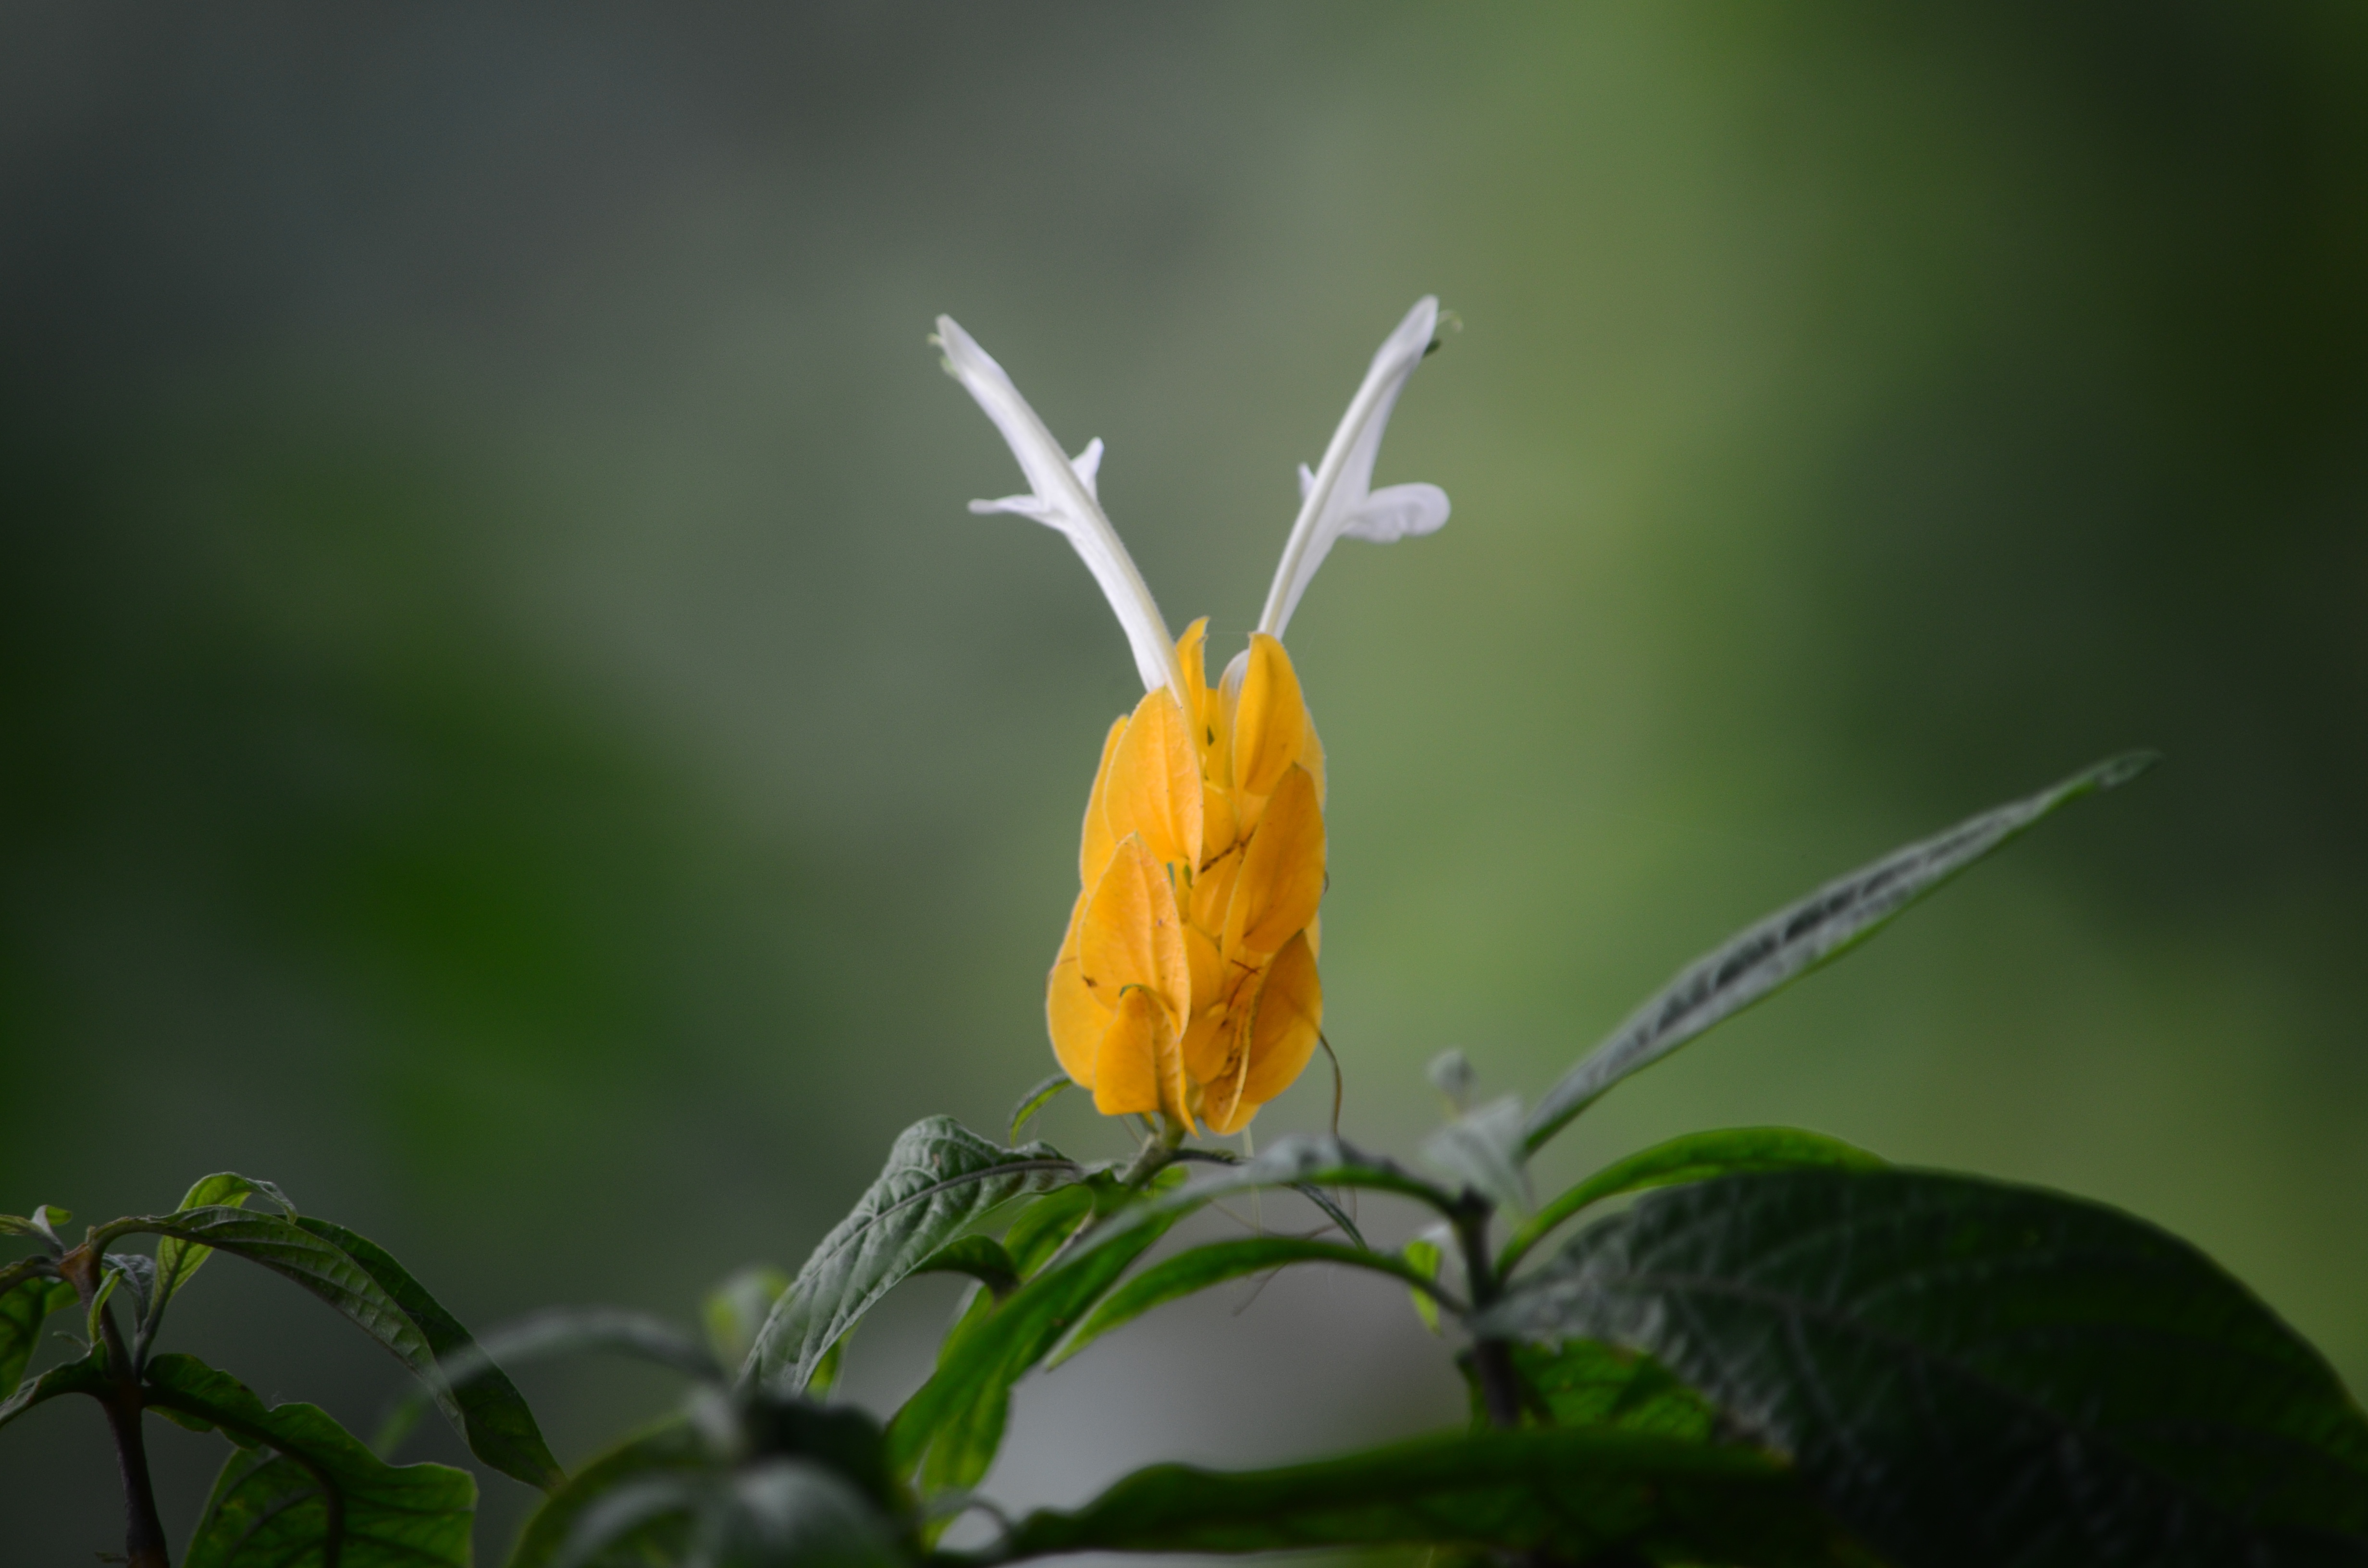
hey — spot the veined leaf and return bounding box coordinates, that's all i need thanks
[1052,1237,1450,1367]
[1525,753,2155,1152]
[986,1425,1858,1565]
[1479,1168,2368,1568]
[1000,1184,1099,1278]
[147,1353,474,1568]
[0,1272,72,1401]
[1498,1126,1882,1274]
[1461,1339,1718,1441]
[0,1348,104,1431]
[296,1216,562,1491]
[151,1173,296,1314]
[744,1117,1079,1394]
[508,1420,708,1568]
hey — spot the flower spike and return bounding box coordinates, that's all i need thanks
[935,315,1189,712]
[1258,297,1451,639]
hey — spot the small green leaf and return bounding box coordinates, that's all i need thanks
[1525,753,2156,1153]
[1402,1239,1444,1335]
[744,1117,1079,1394]
[508,1420,707,1568]
[147,1352,474,1568]
[1052,1238,1449,1367]
[296,1215,563,1491]
[992,1425,1858,1564]
[0,1347,103,1431]
[1009,1073,1072,1143]
[0,1273,73,1401]
[1498,1126,1883,1274]
[1480,1167,2368,1567]
[705,1264,791,1371]
[913,1236,1022,1300]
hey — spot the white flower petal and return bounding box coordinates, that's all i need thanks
[936,316,1185,704]
[1258,297,1450,638]
[1340,482,1450,543]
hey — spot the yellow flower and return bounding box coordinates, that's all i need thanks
[936,301,1449,1133]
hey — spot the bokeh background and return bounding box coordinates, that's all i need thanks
[6,2,2367,1559]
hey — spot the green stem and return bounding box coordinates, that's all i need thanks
[1120,1115,1187,1188]
[1451,1202,1524,1430]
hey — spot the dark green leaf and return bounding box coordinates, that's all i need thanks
[888,1206,1183,1491]
[1498,1126,1882,1274]
[152,1174,296,1316]
[1009,1074,1071,1143]
[0,1348,104,1431]
[1051,1237,1449,1367]
[1525,753,2155,1152]
[745,1117,1079,1394]
[110,1207,443,1391]
[913,1236,1022,1300]
[706,1264,792,1371]
[0,1273,72,1400]
[1463,1339,1718,1440]
[1480,1167,2368,1568]
[508,1420,707,1568]
[987,1425,1858,1565]
[2,1205,70,1254]
[148,1352,475,1568]
[704,1458,902,1568]
[1000,1184,1098,1278]
[296,1216,562,1491]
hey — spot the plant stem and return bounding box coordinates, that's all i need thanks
[1452,1202,1525,1430]
[1120,1115,1187,1188]
[62,1245,171,1568]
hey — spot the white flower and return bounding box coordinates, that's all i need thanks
[937,298,1449,686]
[934,314,1188,710]
[1258,297,1451,638]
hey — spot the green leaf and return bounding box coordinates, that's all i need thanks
[295,1216,563,1491]
[1051,1237,1449,1368]
[1524,752,2155,1153]
[1498,1126,1883,1274]
[744,1117,1079,1394]
[0,1272,73,1401]
[988,1425,1860,1565]
[1463,1339,1718,1440]
[0,1348,104,1432]
[1479,1167,2368,1568]
[705,1264,791,1371]
[1000,1184,1098,1278]
[146,1352,475,1568]
[110,1206,444,1393]
[152,1173,296,1314]
[1402,1239,1444,1335]
[913,1236,1022,1300]
[888,1206,1184,1492]
[508,1420,707,1568]
[1009,1073,1071,1143]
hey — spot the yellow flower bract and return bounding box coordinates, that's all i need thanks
[1049,619,1325,1135]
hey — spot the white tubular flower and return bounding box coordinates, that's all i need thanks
[935,314,1190,710]
[1258,297,1452,639]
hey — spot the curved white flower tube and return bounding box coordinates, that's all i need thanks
[935,315,1190,712]
[1258,298,1451,639]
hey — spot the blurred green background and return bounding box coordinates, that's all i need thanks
[6,2,2367,1559]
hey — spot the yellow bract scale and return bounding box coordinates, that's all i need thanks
[1046,622,1327,1135]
